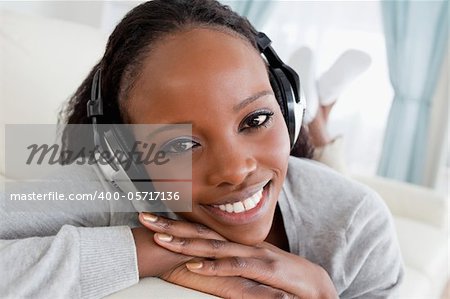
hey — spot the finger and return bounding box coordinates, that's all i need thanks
[197,276,297,299]
[153,234,259,259]
[187,256,332,298]
[243,284,298,299]
[185,257,276,285]
[162,265,295,299]
[139,212,226,241]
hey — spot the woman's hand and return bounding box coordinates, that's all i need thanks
[131,226,190,278]
[160,261,298,298]
[132,212,228,277]
[139,213,298,298]
[140,213,338,299]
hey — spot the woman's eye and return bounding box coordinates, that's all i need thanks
[161,138,199,155]
[241,111,274,130]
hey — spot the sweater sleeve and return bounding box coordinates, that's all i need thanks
[339,191,404,299]
[0,163,140,298]
[0,224,138,299]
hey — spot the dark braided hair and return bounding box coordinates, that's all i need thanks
[59,0,313,158]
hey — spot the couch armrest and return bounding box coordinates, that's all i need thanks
[352,175,448,230]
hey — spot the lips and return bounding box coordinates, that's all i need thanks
[201,181,271,225]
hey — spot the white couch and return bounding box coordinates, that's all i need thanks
[355,175,448,299]
[1,11,448,299]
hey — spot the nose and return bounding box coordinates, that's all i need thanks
[206,140,257,187]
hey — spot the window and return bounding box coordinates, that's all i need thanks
[262,1,392,175]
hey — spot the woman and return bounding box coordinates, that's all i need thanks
[0,1,403,298]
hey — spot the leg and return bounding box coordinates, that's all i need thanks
[307,109,331,147]
[319,100,336,124]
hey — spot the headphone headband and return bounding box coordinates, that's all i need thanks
[87,68,103,118]
[256,32,301,104]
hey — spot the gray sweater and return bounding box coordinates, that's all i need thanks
[0,157,403,298]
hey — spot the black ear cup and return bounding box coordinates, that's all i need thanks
[93,125,145,179]
[105,125,149,179]
[103,125,156,193]
[268,68,298,147]
[257,32,306,149]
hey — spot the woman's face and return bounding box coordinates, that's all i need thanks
[127,28,291,245]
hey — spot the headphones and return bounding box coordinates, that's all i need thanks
[87,32,306,198]
[256,32,306,147]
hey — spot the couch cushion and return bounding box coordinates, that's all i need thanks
[399,266,432,299]
[0,10,107,176]
[394,216,448,298]
[105,277,218,299]
[354,174,448,229]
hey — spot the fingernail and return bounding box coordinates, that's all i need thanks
[156,233,173,242]
[142,213,158,223]
[186,261,203,270]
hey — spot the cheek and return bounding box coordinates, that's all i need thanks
[258,112,291,174]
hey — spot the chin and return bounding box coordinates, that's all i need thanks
[224,228,270,246]
[212,212,275,245]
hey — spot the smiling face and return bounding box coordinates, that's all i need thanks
[126,27,291,245]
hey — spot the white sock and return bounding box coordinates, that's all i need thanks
[288,47,318,124]
[317,49,371,106]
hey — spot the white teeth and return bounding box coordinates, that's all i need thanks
[214,188,264,213]
[243,197,257,210]
[233,201,245,213]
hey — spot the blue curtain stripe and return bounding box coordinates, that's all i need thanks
[377,0,448,185]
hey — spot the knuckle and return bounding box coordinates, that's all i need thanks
[158,218,172,230]
[266,259,278,273]
[241,279,259,289]
[209,260,218,272]
[240,281,262,297]
[263,259,281,282]
[256,247,272,257]
[210,239,225,250]
[204,239,225,258]
[194,223,209,235]
[244,283,286,299]
[230,256,247,269]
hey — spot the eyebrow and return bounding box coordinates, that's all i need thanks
[146,123,192,141]
[233,90,275,112]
